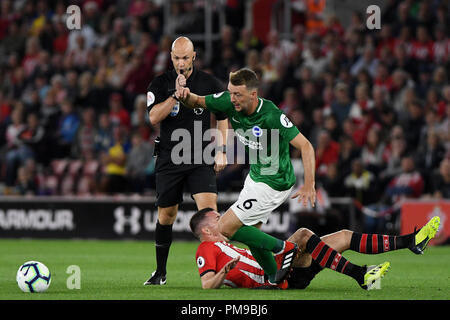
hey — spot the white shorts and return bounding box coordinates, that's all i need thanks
[230,175,294,226]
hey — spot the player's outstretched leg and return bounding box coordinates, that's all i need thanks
[349,216,441,255]
[305,233,389,290]
[409,216,441,254]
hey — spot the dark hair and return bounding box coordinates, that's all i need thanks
[229,68,259,89]
[189,207,215,239]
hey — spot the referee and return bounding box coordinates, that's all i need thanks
[144,37,228,285]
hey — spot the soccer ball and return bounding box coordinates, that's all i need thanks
[16,261,51,293]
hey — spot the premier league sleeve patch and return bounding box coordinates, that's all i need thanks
[147,91,155,107]
[280,114,293,128]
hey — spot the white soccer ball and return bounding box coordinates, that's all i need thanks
[16,261,52,293]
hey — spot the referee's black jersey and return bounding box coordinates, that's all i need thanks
[146,68,227,168]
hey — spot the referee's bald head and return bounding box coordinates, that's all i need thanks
[171,36,194,52]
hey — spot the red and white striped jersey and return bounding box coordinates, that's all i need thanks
[195,241,287,289]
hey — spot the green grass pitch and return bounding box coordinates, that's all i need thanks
[1,239,449,300]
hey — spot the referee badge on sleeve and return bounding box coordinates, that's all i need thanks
[147,91,155,107]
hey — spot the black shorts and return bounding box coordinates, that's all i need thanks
[155,164,217,208]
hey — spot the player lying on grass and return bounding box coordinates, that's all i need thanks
[189,208,440,290]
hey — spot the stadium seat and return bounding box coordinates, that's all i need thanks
[44,175,59,195]
[76,175,94,196]
[51,159,69,178]
[82,160,100,177]
[68,160,83,177]
[60,175,75,196]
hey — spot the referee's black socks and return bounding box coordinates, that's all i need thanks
[155,221,173,276]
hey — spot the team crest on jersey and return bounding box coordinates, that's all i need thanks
[170,102,180,116]
[280,114,293,128]
[197,256,205,268]
[194,108,204,115]
[252,126,263,137]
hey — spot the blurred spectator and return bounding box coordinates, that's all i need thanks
[380,126,408,183]
[383,155,424,205]
[14,165,37,195]
[344,158,377,205]
[126,132,154,193]
[107,49,132,90]
[109,93,130,130]
[415,129,446,192]
[349,83,374,122]
[299,80,322,124]
[55,99,80,158]
[428,158,450,199]
[401,99,425,150]
[350,45,379,78]
[329,82,352,126]
[235,28,263,65]
[95,112,114,154]
[315,129,340,177]
[391,69,415,119]
[74,107,97,160]
[265,30,296,68]
[323,114,341,142]
[302,34,328,79]
[131,94,152,141]
[5,113,44,187]
[152,35,172,76]
[100,125,130,194]
[360,126,385,175]
[308,108,324,148]
[337,134,361,180]
[279,87,299,115]
[318,162,343,198]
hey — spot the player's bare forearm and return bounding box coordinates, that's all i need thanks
[214,119,229,172]
[290,133,315,187]
[177,89,206,110]
[300,139,315,188]
[200,270,228,289]
[290,133,316,206]
[200,257,239,289]
[216,119,228,147]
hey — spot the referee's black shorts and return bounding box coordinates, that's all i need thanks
[155,164,217,208]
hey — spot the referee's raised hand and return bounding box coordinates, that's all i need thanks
[176,73,186,90]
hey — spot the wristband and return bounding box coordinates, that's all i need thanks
[216,145,226,153]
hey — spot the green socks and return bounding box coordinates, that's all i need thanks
[230,225,285,280]
[230,225,284,252]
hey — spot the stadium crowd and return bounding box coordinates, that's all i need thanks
[0,0,448,221]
